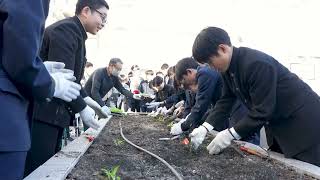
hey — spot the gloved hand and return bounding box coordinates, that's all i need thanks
[160,106,169,115]
[175,100,185,108]
[79,106,100,130]
[51,72,81,102]
[170,115,189,135]
[146,101,164,109]
[101,106,111,115]
[150,107,163,117]
[44,61,74,74]
[170,122,183,135]
[133,94,141,100]
[149,94,156,99]
[189,122,213,150]
[44,61,65,73]
[207,127,240,155]
[84,97,109,118]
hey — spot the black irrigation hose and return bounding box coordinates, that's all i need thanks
[119,119,184,180]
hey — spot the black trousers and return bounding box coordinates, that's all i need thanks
[293,143,320,167]
[129,99,141,112]
[24,120,63,177]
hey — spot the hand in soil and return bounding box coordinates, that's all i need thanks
[79,106,100,130]
[207,129,235,155]
[189,125,208,150]
[170,122,183,135]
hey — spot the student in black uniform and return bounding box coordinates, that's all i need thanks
[190,27,320,167]
[170,58,223,134]
[25,0,109,176]
[146,76,175,110]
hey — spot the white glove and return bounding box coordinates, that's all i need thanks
[51,72,81,102]
[170,122,183,135]
[84,97,101,109]
[101,106,111,115]
[79,106,100,130]
[160,106,168,115]
[189,122,213,150]
[207,127,240,155]
[175,100,185,108]
[133,94,141,100]
[44,61,75,74]
[151,107,163,117]
[146,101,163,108]
[170,115,190,135]
[44,61,65,73]
[84,97,109,118]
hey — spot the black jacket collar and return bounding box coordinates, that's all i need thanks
[73,16,88,41]
[227,46,239,75]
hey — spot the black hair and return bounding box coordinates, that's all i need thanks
[131,65,139,71]
[109,58,123,66]
[156,71,164,76]
[192,27,231,64]
[152,76,164,86]
[161,63,169,70]
[85,62,93,68]
[145,70,154,75]
[175,57,199,82]
[75,0,109,15]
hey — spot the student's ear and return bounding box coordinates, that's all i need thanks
[218,44,229,54]
[186,69,192,75]
[81,6,91,18]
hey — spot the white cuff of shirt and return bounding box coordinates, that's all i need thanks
[202,122,214,132]
[229,127,241,140]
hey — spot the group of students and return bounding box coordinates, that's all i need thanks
[1,0,320,179]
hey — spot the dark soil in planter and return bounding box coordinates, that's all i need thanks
[67,116,315,180]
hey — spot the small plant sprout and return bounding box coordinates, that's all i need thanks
[167,121,174,128]
[113,138,124,146]
[101,165,121,180]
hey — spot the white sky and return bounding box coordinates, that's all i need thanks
[92,0,320,69]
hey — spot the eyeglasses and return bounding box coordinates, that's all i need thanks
[90,8,107,24]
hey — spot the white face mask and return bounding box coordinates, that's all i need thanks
[111,69,120,76]
[146,75,153,81]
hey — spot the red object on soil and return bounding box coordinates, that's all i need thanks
[181,138,189,145]
[133,89,140,94]
[86,135,94,142]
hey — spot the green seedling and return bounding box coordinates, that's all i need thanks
[113,139,124,146]
[167,121,174,128]
[110,107,123,114]
[154,115,165,122]
[101,165,121,180]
